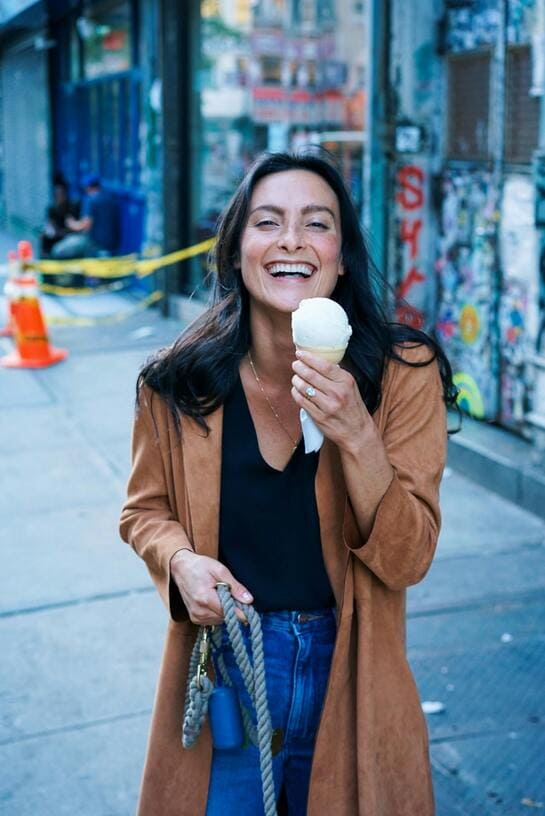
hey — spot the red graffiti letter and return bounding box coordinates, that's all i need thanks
[396,165,424,210]
[396,266,426,300]
[396,303,424,329]
[400,218,422,259]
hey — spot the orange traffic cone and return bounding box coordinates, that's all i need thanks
[0,250,19,337]
[0,275,68,369]
[17,239,33,266]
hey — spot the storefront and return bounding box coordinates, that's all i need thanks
[182,0,368,290]
[51,0,153,254]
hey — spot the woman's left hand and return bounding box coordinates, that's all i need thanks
[291,350,371,452]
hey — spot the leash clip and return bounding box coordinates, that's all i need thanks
[196,626,211,688]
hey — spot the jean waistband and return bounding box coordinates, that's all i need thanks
[256,607,336,632]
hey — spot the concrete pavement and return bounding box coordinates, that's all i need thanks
[1,296,544,815]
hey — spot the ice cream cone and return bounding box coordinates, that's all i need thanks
[295,344,347,363]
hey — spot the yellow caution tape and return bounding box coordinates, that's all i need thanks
[34,255,137,278]
[135,238,215,276]
[7,237,214,326]
[45,289,164,327]
[40,279,129,297]
[29,237,215,280]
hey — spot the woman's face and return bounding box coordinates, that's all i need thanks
[239,169,344,315]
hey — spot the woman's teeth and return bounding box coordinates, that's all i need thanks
[268,263,314,278]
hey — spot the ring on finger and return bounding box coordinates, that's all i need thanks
[305,385,316,398]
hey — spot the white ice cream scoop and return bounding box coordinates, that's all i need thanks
[291,297,352,362]
[291,298,353,453]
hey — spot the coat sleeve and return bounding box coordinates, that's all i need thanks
[347,345,447,591]
[119,387,192,621]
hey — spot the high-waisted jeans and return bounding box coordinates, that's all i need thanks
[205,608,336,816]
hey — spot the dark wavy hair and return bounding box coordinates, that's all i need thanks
[139,149,458,431]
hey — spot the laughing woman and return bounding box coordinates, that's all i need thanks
[120,150,456,816]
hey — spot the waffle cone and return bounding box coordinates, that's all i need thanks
[296,344,347,363]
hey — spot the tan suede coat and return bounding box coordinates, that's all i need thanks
[120,344,447,816]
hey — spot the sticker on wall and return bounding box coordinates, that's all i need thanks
[437,303,457,342]
[453,371,486,418]
[459,304,481,344]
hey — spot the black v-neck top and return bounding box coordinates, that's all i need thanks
[218,376,334,612]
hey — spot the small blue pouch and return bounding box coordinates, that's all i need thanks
[208,686,244,750]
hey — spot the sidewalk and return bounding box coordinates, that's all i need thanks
[0,289,544,814]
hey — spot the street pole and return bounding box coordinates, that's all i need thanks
[363,0,392,302]
[160,0,192,315]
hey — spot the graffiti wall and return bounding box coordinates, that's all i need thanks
[507,0,537,43]
[436,169,500,420]
[446,0,536,50]
[439,0,543,429]
[499,174,539,426]
[446,0,500,52]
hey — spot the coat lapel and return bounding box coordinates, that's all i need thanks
[181,407,223,559]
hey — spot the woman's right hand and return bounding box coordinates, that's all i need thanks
[170,549,253,625]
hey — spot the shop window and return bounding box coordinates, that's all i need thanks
[254,0,286,27]
[504,46,540,164]
[70,25,80,81]
[261,56,283,85]
[447,52,491,161]
[77,0,132,80]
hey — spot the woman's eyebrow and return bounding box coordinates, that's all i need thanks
[248,205,284,217]
[249,204,336,218]
[301,204,336,219]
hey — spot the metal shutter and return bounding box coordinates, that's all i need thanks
[504,46,540,164]
[1,36,51,234]
[447,51,491,161]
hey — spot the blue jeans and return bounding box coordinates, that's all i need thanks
[206,608,336,816]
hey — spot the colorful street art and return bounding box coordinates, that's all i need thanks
[446,0,500,52]
[394,161,431,329]
[499,174,539,426]
[459,304,481,345]
[507,0,537,43]
[436,169,500,420]
[438,171,539,428]
[446,0,536,51]
[452,372,486,419]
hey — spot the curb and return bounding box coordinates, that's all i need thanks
[448,419,545,521]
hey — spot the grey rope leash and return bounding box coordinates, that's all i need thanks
[182,627,214,749]
[182,583,278,816]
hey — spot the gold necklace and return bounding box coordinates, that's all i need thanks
[247,350,299,454]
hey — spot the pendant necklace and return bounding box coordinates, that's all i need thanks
[247,350,299,454]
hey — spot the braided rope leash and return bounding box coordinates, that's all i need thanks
[182,627,214,749]
[182,583,278,816]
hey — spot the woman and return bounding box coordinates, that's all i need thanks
[120,150,457,816]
